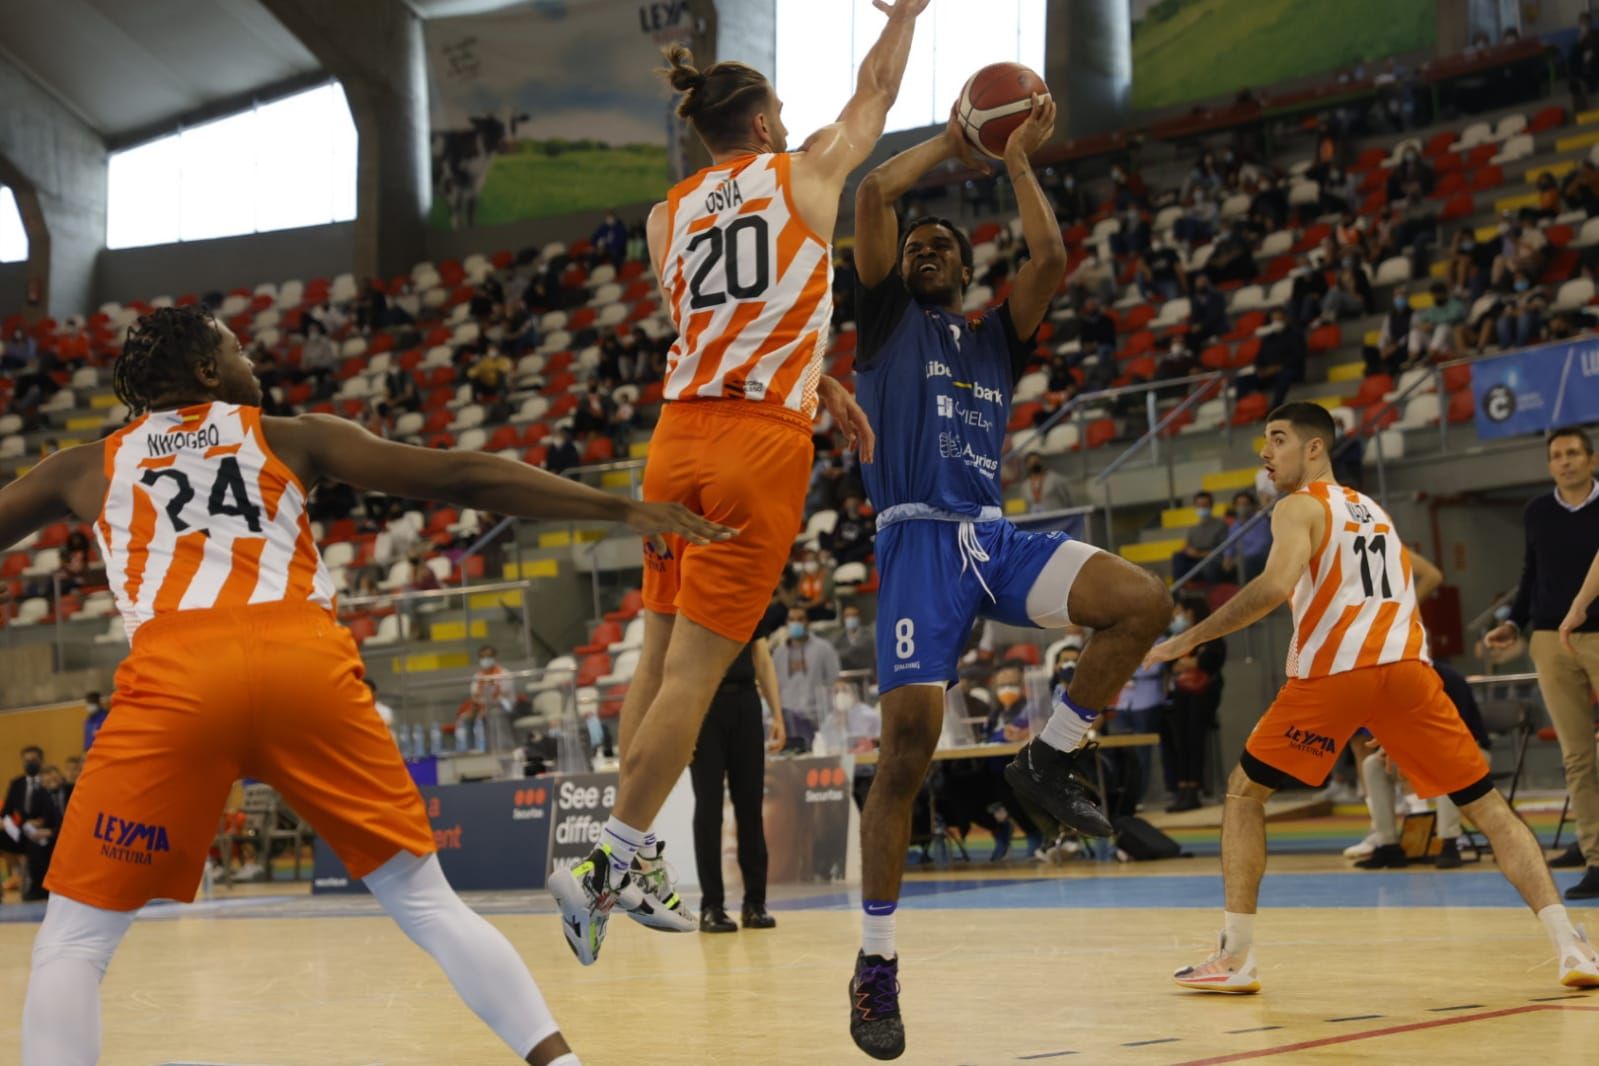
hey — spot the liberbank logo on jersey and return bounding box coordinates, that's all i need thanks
[92,811,171,865]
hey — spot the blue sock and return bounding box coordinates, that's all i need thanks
[862,900,897,959]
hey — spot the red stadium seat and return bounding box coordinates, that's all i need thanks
[605,588,645,623]
[486,425,518,451]
[1122,330,1155,357]
[1008,402,1043,431]
[520,422,550,445]
[1529,105,1566,133]
[1439,192,1475,221]
[1085,418,1117,449]
[1468,166,1503,192]
[1200,343,1231,370]
[1354,374,1393,407]
[1424,130,1456,157]
[1234,336,1261,367]
[1432,150,1463,175]
[1121,305,1156,333]
[1441,364,1472,394]
[1433,171,1467,198]
[1125,356,1156,381]
[1003,643,1041,666]
[576,653,611,687]
[522,445,549,467]
[1447,389,1475,423]
[1307,323,1342,353]
[1466,143,1496,169]
[346,616,376,644]
[1231,392,1269,425]
[581,435,615,463]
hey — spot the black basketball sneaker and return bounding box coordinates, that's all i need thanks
[849,950,905,1060]
[1004,738,1113,838]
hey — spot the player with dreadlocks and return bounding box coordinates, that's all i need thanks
[10,305,735,1066]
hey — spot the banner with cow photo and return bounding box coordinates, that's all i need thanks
[425,0,693,229]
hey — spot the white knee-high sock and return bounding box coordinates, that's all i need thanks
[22,895,136,1066]
[365,851,562,1059]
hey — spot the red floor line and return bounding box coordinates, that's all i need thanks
[1169,1004,1599,1065]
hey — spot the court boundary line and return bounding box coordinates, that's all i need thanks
[1169,1003,1599,1065]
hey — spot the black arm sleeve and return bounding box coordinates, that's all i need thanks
[854,271,915,369]
[997,300,1041,383]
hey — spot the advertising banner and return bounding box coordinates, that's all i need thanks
[1470,340,1599,440]
[546,770,620,874]
[312,778,552,894]
[424,0,693,228]
[757,756,852,886]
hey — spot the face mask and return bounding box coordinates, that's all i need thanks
[844,615,861,633]
[1195,507,1211,520]
[1515,280,1530,292]
[833,692,855,713]
[23,759,41,776]
[1170,615,1192,635]
[479,656,495,669]
[1462,239,1476,251]
[788,622,808,640]
[1342,255,1357,268]
[1394,296,1408,311]
[803,560,819,574]
[996,685,1022,707]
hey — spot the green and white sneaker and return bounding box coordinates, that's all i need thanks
[627,842,697,932]
[546,844,643,965]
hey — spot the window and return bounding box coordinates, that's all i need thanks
[0,187,26,264]
[107,83,358,250]
[776,0,1046,142]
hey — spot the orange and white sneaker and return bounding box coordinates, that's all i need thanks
[1559,926,1599,988]
[1173,934,1262,994]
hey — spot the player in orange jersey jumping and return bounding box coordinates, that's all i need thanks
[547,0,933,963]
[5,306,733,1066]
[1146,402,1599,993]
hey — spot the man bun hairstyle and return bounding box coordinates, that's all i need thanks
[1267,401,1338,453]
[114,305,224,416]
[661,45,772,150]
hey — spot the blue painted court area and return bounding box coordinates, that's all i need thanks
[786,871,1572,911]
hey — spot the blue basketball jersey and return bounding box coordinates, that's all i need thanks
[853,272,1034,518]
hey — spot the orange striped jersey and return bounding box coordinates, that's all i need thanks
[96,403,334,639]
[1285,481,1429,679]
[658,152,832,421]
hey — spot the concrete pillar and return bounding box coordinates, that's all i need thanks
[259,0,429,281]
[0,57,107,318]
[1046,0,1131,138]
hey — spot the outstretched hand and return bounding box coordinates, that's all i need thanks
[873,0,931,18]
[625,501,738,558]
[1144,633,1193,671]
[819,376,877,463]
[1004,93,1057,165]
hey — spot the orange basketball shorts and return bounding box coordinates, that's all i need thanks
[1245,659,1489,799]
[641,400,814,643]
[48,601,433,911]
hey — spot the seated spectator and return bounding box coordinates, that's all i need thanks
[362,400,395,440]
[591,210,628,265]
[299,320,339,398]
[466,344,514,409]
[571,384,613,439]
[1152,335,1197,397]
[383,366,421,413]
[457,644,513,753]
[1170,490,1228,584]
[1109,163,1148,211]
[1490,270,1548,351]
[1533,171,1562,221]
[53,530,93,597]
[1074,297,1118,359]
[1413,280,1467,360]
[1385,148,1433,202]
[831,604,877,679]
[820,679,881,759]
[1491,214,1547,288]
[1244,306,1306,407]
[1318,166,1358,217]
[1316,267,1369,325]
[1223,491,1271,580]
[544,426,580,475]
[1562,159,1599,217]
[1019,454,1073,513]
[1046,168,1092,223]
[1162,597,1227,813]
[1305,117,1343,185]
[983,662,1040,742]
[0,326,36,371]
[1205,222,1258,286]
[1186,276,1229,343]
[794,548,835,621]
[1447,227,1494,301]
[1067,254,1117,307]
[1366,291,1414,377]
[1172,192,1218,247]
[1137,238,1187,302]
[774,609,839,751]
[1249,173,1289,231]
[823,494,875,566]
[1182,150,1225,203]
[1290,257,1332,325]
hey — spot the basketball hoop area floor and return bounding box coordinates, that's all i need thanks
[2,856,1595,1065]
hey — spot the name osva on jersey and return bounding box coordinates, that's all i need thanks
[704,176,744,215]
[146,423,222,457]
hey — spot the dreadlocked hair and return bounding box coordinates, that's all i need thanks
[114,305,223,416]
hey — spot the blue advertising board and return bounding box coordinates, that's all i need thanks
[312,778,552,894]
[1471,340,1599,440]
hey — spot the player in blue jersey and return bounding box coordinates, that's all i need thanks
[844,97,1173,1059]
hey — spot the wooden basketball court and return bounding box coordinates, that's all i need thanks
[2,854,1594,1065]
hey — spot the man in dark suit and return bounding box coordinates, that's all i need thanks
[21,765,67,900]
[2,746,46,899]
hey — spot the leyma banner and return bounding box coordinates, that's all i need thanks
[425,0,693,229]
[1471,339,1599,441]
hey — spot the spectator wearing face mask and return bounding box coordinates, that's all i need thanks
[1368,290,1416,377]
[544,427,581,476]
[1249,173,1289,232]
[1243,307,1305,408]
[821,680,882,760]
[3,747,46,896]
[1049,634,1084,692]
[983,662,1040,742]
[793,550,835,621]
[1171,491,1228,585]
[832,605,877,678]
[1489,269,1548,351]
[457,645,511,753]
[1020,454,1073,514]
[774,608,839,752]
[1161,598,1227,814]
[1448,227,1494,301]
[1137,237,1187,302]
[1491,213,1547,289]
[1046,169,1091,223]
[1562,160,1599,218]
[1413,281,1467,361]
[1186,276,1230,345]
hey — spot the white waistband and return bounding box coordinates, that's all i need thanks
[875,503,1003,531]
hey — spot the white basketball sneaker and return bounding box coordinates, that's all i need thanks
[1559,925,1599,988]
[1343,831,1381,860]
[1174,934,1262,994]
[626,842,697,932]
[546,843,645,966]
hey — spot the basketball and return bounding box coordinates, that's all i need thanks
[956,62,1050,159]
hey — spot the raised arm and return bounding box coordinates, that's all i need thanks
[0,444,106,550]
[795,0,929,190]
[1002,95,1068,339]
[1146,494,1322,665]
[855,119,978,287]
[265,413,734,549]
